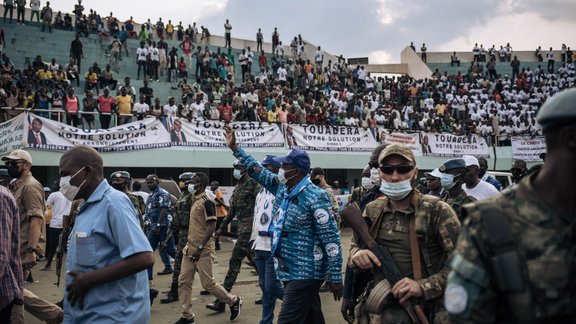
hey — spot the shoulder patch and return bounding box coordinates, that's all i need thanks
[445,283,468,314]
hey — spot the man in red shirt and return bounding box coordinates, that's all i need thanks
[218,99,232,122]
[179,36,194,67]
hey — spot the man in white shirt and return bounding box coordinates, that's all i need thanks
[461,155,499,200]
[40,181,72,270]
[133,95,150,120]
[314,46,324,72]
[249,156,284,324]
[190,97,205,119]
[276,63,287,86]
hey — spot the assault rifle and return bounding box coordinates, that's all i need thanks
[54,231,65,287]
[341,202,429,324]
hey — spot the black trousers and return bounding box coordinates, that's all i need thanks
[100,114,111,129]
[277,279,324,324]
[0,301,14,323]
[44,227,63,266]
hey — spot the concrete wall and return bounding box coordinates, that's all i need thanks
[400,46,433,79]
[419,49,564,64]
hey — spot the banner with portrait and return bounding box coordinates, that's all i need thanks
[419,132,491,157]
[172,119,285,148]
[511,136,546,161]
[24,114,171,152]
[284,124,378,152]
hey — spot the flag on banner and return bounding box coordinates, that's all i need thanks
[285,124,378,152]
[26,114,171,152]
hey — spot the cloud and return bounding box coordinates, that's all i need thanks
[369,50,393,64]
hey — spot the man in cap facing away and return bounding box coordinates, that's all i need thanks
[446,84,576,323]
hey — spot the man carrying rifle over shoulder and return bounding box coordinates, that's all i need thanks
[347,144,460,324]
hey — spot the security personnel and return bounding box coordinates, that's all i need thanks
[510,159,527,186]
[436,159,476,220]
[446,88,576,323]
[161,172,195,304]
[110,171,146,228]
[349,144,460,323]
[208,160,259,313]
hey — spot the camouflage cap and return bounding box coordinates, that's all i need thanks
[536,88,576,132]
[378,144,416,165]
[178,172,195,181]
[110,171,131,180]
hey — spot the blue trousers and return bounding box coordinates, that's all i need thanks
[147,225,176,280]
[253,250,285,324]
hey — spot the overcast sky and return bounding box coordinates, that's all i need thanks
[55,0,575,63]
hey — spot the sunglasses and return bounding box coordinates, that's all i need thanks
[379,164,415,175]
[4,160,24,167]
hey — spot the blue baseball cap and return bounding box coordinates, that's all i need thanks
[261,155,280,168]
[273,149,311,173]
[439,158,467,172]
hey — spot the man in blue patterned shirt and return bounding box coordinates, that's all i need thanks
[224,125,343,324]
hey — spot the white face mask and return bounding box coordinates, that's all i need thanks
[379,179,413,201]
[440,173,457,190]
[60,167,87,201]
[187,184,197,195]
[233,169,243,180]
[361,177,375,190]
[277,168,288,185]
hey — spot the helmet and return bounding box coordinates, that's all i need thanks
[178,172,195,181]
[110,171,131,180]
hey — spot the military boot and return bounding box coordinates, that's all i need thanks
[160,284,179,304]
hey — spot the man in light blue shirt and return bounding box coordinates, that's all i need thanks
[58,145,154,323]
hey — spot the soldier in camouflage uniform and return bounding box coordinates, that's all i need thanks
[207,160,259,313]
[434,159,476,221]
[161,172,195,304]
[446,88,576,323]
[110,171,146,228]
[349,144,460,324]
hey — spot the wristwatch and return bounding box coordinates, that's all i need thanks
[197,244,204,251]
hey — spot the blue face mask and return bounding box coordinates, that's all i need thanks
[379,179,413,200]
[440,173,457,190]
[233,169,243,180]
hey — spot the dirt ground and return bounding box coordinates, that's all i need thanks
[25,229,354,324]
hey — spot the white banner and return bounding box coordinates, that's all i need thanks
[173,119,285,148]
[511,136,546,161]
[420,133,490,157]
[378,129,422,156]
[26,114,171,152]
[0,113,27,156]
[285,124,378,152]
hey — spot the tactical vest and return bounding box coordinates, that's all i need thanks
[466,202,575,322]
[369,194,446,279]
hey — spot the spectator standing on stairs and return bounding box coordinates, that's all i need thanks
[420,43,427,62]
[29,0,40,23]
[70,34,84,74]
[16,0,26,24]
[3,0,14,23]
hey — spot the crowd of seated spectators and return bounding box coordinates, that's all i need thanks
[1,6,575,146]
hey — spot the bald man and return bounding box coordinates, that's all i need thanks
[58,146,154,323]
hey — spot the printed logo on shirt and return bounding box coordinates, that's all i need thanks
[314,208,330,224]
[325,243,339,258]
[313,245,323,261]
[260,212,270,225]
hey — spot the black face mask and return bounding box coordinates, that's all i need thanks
[111,183,126,191]
[311,178,321,186]
[7,166,21,179]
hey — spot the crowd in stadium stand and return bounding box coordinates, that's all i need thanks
[0,5,575,147]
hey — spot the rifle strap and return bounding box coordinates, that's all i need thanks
[409,213,422,280]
